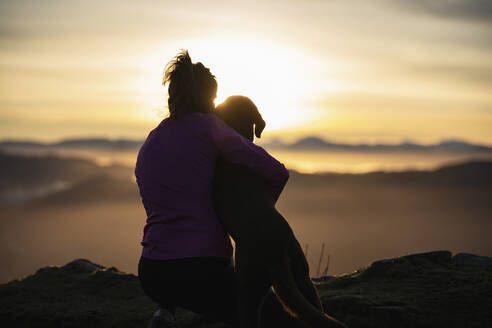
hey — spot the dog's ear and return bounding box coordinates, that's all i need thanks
[254,118,265,138]
[251,105,266,138]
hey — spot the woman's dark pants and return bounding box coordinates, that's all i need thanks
[138,256,307,328]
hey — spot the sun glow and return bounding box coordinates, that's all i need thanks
[133,37,327,132]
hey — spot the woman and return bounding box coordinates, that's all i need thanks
[136,51,291,327]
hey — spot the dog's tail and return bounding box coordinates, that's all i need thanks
[269,258,347,328]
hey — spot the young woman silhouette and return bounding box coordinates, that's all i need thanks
[136,51,300,327]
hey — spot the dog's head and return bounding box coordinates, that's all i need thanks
[215,95,265,142]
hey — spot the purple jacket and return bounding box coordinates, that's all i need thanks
[135,112,289,260]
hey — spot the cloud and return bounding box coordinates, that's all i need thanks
[406,62,492,90]
[394,0,492,23]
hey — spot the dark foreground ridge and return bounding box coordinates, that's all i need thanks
[1,251,491,328]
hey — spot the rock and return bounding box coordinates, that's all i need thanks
[402,250,452,262]
[63,258,105,272]
[35,259,105,275]
[316,250,492,327]
[369,250,453,269]
[35,265,58,274]
[312,275,336,283]
[2,251,492,328]
[322,294,375,311]
[0,259,154,328]
[362,250,452,279]
[322,294,375,321]
[453,253,492,269]
[148,308,177,328]
[368,306,417,327]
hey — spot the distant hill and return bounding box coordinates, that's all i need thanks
[289,160,492,188]
[2,137,492,152]
[0,138,142,150]
[1,151,491,207]
[0,152,133,206]
[0,151,105,189]
[55,138,142,149]
[28,175,139,206]
[261,137,492,152]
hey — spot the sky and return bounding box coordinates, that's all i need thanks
[1,0,491,144]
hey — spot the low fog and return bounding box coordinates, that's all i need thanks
[0,152,491,283]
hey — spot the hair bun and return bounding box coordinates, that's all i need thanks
[163,50,217,118]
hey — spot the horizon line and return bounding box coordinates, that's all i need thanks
[1,135,492,148]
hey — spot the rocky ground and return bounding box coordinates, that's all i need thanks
[1,251,491,328]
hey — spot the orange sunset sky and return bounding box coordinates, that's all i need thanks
[1,0,491,145]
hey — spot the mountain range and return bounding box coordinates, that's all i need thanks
[0,138,142,150]
[1,137,492,152]
[262,137,492,152]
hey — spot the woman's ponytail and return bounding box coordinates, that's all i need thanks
[163,50,217,119]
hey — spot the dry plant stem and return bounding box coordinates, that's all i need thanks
[317,243,325,277]
[323,254,331,276]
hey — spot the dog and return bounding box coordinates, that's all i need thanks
[213,96,347,328]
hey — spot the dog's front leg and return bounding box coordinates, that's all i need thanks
[289,241,324,310]
[236,250,270,328]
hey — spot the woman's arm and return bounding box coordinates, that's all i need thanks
[208,114,289,203]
